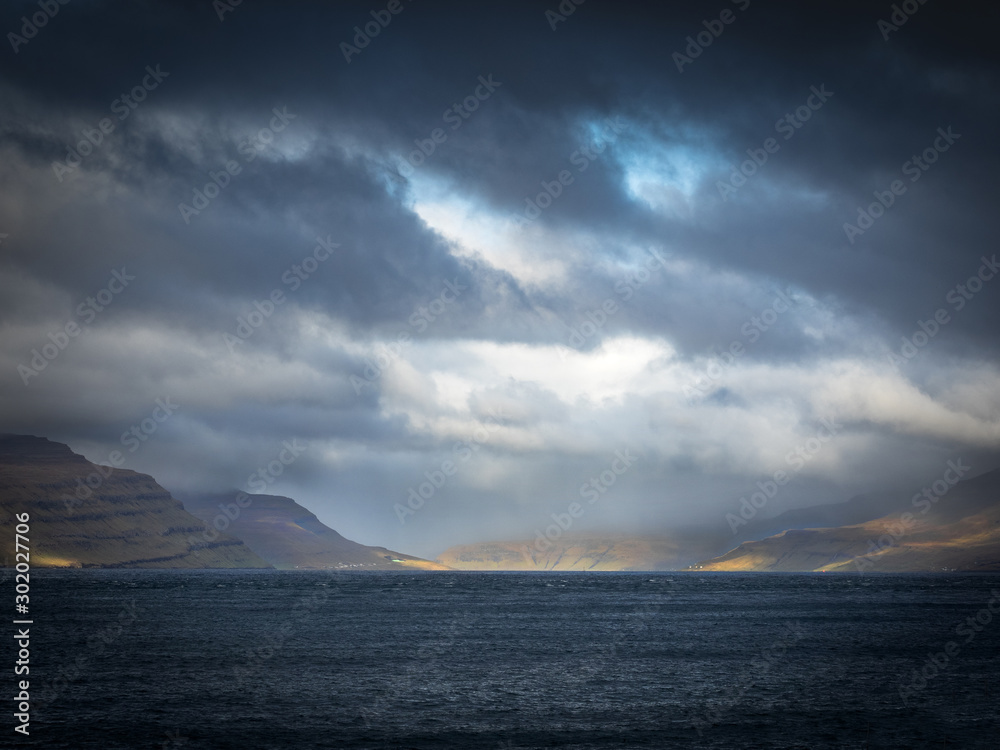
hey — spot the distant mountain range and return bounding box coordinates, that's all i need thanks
[435,468,1000,572]
[436,533,727,571]
[431,492,911,571]
[0,434,444,570]
[729,490,905,547]
[693,467,1000,572]
[3,433,998,572]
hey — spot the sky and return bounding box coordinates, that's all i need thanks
[1,0,999,558]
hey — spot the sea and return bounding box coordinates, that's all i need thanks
[13,570,1000,749]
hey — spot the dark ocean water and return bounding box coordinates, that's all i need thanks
[12,570,1000,749]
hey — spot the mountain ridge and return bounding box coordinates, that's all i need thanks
[0,434,270,568]
[179,490,450,570]
[693,468,1000,572]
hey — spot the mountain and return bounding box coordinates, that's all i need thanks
[693,468,1000,572]
[180,490,450,570]
[0,434,269,568]
[436,533,726,571]
[733,491,904,546]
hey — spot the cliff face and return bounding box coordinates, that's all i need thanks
[694,469,1000,573]
[0,435,270,568]
[180,491,450,570]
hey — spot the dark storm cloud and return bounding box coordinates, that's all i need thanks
[2,0,999,554]
[3,0,996,346]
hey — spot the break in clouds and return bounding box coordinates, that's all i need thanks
[1,0,999,557]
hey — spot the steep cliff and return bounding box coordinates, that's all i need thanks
[181,490,450,570]
[0,434,270,568]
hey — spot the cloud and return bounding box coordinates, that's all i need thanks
[2,0,999,557]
